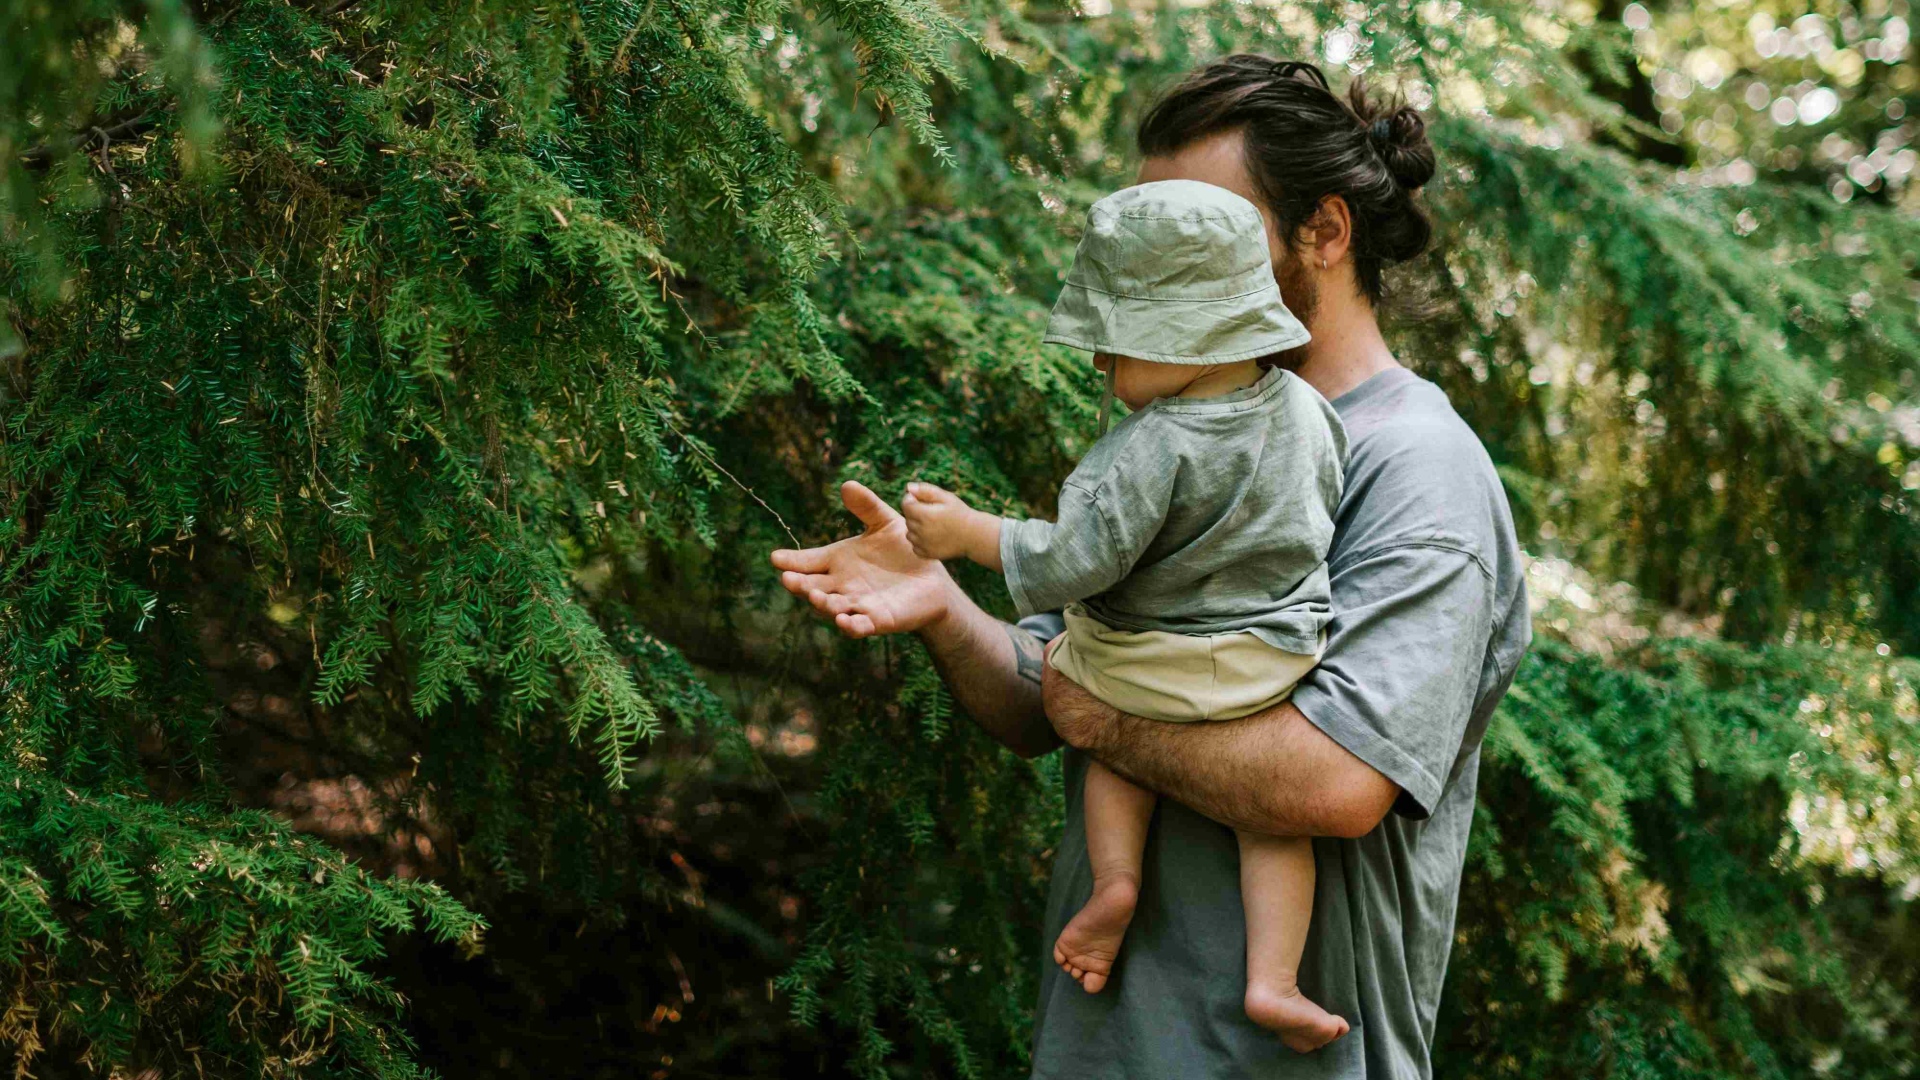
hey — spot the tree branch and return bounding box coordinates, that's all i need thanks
[17,115,158,169]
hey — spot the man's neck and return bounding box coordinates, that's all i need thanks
[1289,300,1402,403]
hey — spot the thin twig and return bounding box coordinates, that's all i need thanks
[661,420,800,548]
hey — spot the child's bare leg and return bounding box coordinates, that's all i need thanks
[1053,760,1156,994]
[1238,832,1350,1052]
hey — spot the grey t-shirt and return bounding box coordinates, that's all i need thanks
[1000,366,1346,655]
[1023,367,1530,1079]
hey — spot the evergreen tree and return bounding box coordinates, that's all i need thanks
[3,0,1918,1077]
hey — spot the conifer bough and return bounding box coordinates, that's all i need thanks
[3,0,1919,1076]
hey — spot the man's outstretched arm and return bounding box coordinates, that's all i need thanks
[772,481,1058,758]
[919,590,1060,760]
[1045,669,1399,839]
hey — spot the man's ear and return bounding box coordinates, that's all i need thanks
[1306,195,1354,270]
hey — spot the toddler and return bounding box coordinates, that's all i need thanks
[900,180,1350,1053]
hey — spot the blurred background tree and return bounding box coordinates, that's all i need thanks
[2,0,1917,1077]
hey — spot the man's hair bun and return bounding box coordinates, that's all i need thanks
[1352,87,1435,193]
[1365,103,1436,192]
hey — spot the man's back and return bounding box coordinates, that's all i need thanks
[1027,366,1530,1078]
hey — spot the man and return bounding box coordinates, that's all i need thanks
[771,57,1529,1078]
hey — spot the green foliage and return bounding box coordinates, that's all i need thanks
[3,0,1918,1077]
[1454,636,1920,1078]
[0,763,481,1076]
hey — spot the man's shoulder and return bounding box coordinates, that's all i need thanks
[1344,371,1480,454]
[1334,373,1515,568]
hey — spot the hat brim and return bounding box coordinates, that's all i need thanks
[1041,281,1311,365]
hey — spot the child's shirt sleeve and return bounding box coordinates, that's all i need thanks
[998,421,1175,618]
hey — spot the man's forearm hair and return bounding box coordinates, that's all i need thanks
[918,592,1059,758]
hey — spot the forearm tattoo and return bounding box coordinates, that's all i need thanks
[1007,624,1046,685]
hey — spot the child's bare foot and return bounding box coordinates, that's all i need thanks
[1244,981,1349,1053]
[1051,874,1139,994]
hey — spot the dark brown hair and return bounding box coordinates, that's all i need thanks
[1137,56,1435,304]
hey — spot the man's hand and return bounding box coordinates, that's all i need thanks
[772,481,1058,757]
[900,482,1003,570]
[771,481,956,639]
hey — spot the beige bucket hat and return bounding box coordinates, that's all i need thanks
[1043,179,1312,366]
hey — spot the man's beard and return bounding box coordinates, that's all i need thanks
[1269,248,1320,371]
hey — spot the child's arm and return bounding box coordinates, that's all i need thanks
[901,482,1004,572]
[908,422,1175,615]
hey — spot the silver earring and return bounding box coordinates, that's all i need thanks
[1321,258,1328,269]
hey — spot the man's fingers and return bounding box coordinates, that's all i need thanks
[836,611,878,638]
[780,570,835,597]
[813,590,858,617]
[840,480,902,531]
[805,588,868,623]
[770,545,833,574]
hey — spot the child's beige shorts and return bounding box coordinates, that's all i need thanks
[1048,604,1322,723]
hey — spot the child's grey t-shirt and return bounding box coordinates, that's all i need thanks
[998,366,1346,655]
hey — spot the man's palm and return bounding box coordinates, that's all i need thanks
[771,481,953,638]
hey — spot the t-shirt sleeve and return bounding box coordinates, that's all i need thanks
[1017,610,1066,645]
[1000,427,1174,619]
[1288,541,1495,819]
[1000,481,1145,618]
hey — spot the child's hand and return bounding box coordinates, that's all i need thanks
[901,482,999,569]
[901,482,972,559]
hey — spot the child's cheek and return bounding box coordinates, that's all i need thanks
[1119,363,1175,407]
[1114,362,1151,409]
